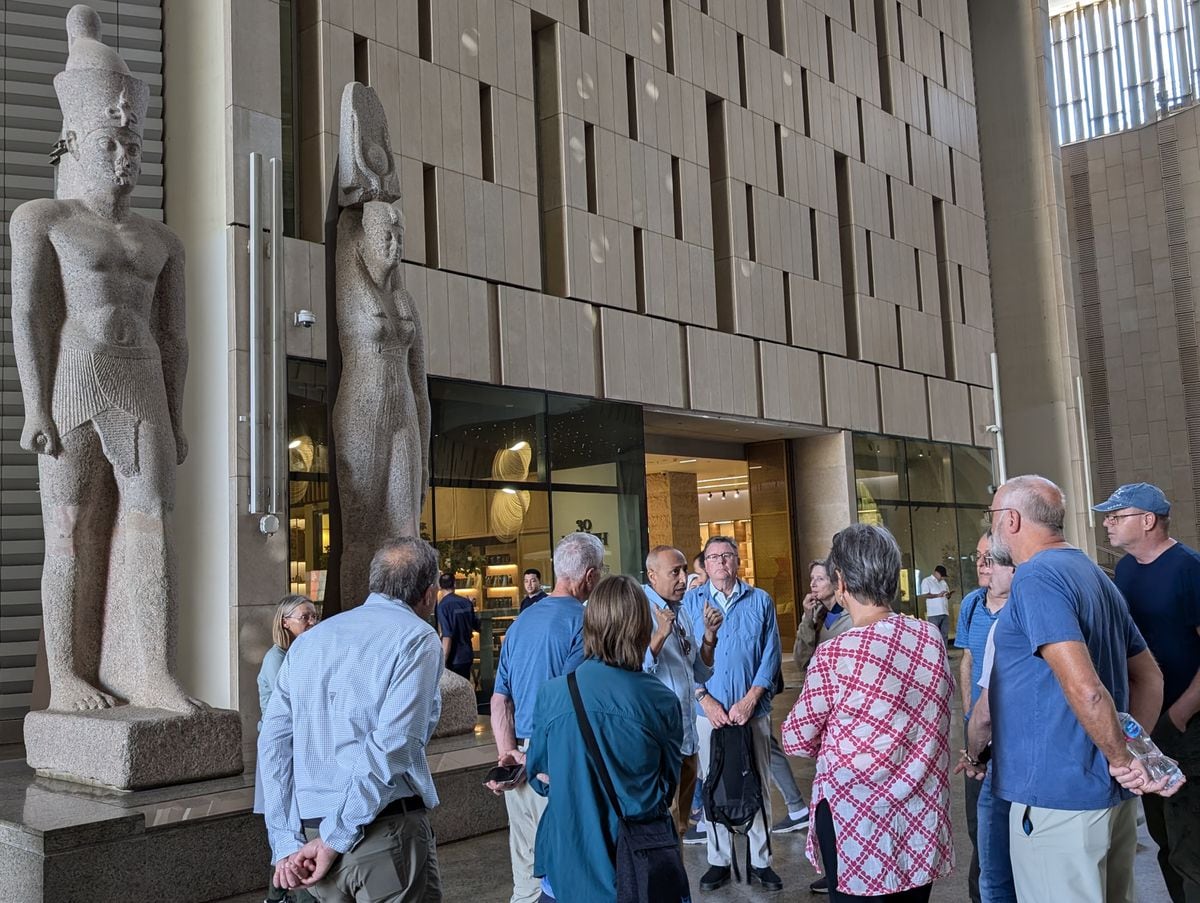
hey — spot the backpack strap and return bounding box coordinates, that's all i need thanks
[568,671,624,820]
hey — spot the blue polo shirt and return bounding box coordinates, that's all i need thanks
[991,548,1147,811]
[436,592,479,669]
[681,580,780,719]
[494,595,586,738]
[954,587,1003,717]
[1114,542,1200,711]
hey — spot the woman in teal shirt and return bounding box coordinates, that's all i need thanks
[527,575,683,902]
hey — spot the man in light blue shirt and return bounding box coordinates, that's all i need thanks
[489,532,600,903]
[261,537,445,901]
[643,544,721,837]
[683,535,783,893]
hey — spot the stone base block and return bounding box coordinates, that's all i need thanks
[24,707,243,791]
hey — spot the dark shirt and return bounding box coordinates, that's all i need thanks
[1115,542,1200,711]
[519,589,547,613]
[436,593,480,668]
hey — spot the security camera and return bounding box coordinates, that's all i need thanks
[294,309,316,328]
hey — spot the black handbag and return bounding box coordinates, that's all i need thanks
[567,671,693,903]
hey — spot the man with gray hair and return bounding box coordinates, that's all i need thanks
[986,475,1181,903]
[261,537,445,901]
[489,532,603,903]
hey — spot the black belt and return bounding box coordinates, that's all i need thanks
[300,796,424,829]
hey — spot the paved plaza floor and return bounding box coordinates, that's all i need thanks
[221,650,1175,902]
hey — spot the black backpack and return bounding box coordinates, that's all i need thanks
[701,723,771,882]
[568,672,692,903]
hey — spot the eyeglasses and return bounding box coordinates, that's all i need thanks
[672,619,692,658]
[1102,512,1146,525]
[285,612,320,625]
[977,555,994,567]
[704,552,738,563]
[983,507,1017,525]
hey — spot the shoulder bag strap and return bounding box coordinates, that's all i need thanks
[567,671,624,819]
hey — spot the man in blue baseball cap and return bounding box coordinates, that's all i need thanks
[1095,482,1200,903]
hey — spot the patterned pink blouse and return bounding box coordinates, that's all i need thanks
[781,613,954,896]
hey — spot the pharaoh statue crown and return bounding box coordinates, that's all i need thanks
[53,4,148,139]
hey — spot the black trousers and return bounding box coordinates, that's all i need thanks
[964,769,982,903]
[447,661,472,680]
[814,800,934,903]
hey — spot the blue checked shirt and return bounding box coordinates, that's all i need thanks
[258,593,443,862]
[642,584,713,755]
[681,579,781,719]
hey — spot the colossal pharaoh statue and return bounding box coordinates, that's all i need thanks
[333,83,432,610]
[12,5,240,788]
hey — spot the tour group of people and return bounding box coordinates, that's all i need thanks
[251,475,1196,903]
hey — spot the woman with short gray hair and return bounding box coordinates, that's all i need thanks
[781,524,953,902]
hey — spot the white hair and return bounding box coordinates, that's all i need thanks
[553,532,605,582]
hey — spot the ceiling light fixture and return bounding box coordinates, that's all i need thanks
[510,441,529,452]
[288,439,301,449]
[679,458,697,463]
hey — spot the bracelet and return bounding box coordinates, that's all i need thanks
[702,635,717,647]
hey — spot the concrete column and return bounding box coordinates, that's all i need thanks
[968,0,1095,550]
[646,472,701,558]
[789,431,856,588]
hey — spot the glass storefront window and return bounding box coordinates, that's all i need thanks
[430,381,547,484]
[907,440,953,503]
[854,435,908,508]
[953,445,995,506]
[853,433,994,626]
[548,395,644,489]
[287,359,331,600]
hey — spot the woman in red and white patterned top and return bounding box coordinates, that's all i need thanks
[782,524,953,902]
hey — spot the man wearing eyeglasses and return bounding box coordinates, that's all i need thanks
[952,532,1000,903]
[683,535,783,893]
[985,475,1180,903]
[1095,482,1200,903]
[643,545,723,841]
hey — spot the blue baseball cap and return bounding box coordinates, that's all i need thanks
[1091,483,1171,516]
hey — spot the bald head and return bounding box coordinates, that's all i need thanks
[998,475,1066,533]
[991,475,1068,565]
[646,545,688,603]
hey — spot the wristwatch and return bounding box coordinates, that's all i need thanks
[695,688,710,701]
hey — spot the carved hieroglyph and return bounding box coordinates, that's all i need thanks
[13,5,239,789]
[333,83,432,609]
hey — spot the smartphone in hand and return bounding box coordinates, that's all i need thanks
[484,763,526,790]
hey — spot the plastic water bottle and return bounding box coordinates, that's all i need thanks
[1118,713,1184,787]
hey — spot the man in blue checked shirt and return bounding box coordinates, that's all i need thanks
[260,537,445,901]
[643,544,723,838]
[683,534,783,893]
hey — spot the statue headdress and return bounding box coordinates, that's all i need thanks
[53,5,148,139]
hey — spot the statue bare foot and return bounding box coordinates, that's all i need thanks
[139,676,209,713]
[49,675,120,712]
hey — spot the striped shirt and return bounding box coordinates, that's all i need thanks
[258,592,443,861]
[953,587,1003,716]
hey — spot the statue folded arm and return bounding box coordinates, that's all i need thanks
[10,200,66,457]
[151,230,188,464]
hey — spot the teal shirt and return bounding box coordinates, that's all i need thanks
[527,659,682,903]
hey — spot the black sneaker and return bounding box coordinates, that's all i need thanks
[750,866,783,891]
[682,823,707,845]
[810,875,829,894]
[700,865,732,891]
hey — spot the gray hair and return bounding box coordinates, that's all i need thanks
[989,539,1015,569]
[827,523,901,608]
[1001,475,1066,533]
[553,532,605,582]
[368,537,439,605]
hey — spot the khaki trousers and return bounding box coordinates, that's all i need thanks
[1008,797,1137,903]
[672,753,699,836]
[303,810,441,903]
[696,714,773,869]
[505,779,550,903]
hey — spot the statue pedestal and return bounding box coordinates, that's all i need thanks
[24,707,243,791]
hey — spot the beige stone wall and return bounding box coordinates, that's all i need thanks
[646,471,701,556]
[1061,108,1200,550]
[284,0,996,439]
